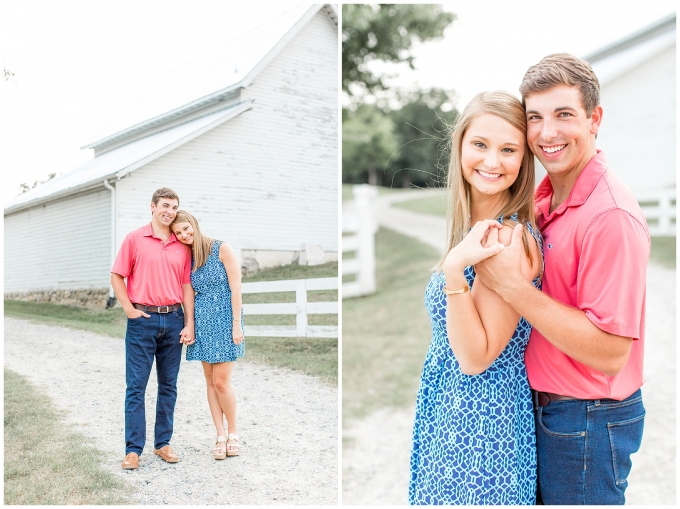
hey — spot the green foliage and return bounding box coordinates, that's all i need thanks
[385,89,457,188]
[342,4,455,99]
[342,104,398,185]
[342,89,458,188]
[20,172,59,194]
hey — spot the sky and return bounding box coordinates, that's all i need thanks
[1,1,676,204]
[377,0,677,110]
[0,0,301,204]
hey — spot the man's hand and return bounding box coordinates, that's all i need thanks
[124,306,150,319]
[180,324,195,345]
[475,223,524,296]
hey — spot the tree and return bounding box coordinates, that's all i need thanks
[386,88,458,188]
[342,4,454,103]
[342,104,398,186]
[20,172,58,194]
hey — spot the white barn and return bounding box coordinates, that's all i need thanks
[586,13,675,236]
[534,14,676,235]
[4,4,338,308]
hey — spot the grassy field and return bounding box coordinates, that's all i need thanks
[342,228,439,424]
[4,368,131,505]
[391,192,447,216]
[4,262,338,384]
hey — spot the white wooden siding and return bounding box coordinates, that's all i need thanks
[4,188,110,292]
[114,10,337,256]
[594,45,675,191]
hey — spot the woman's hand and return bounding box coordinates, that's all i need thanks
[442,219,505,273]
[233,322,244,345]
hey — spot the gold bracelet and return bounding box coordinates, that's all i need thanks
[443,285,469,295]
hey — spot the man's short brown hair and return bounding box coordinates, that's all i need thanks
[519,53,600,117]
[151,187,179,206]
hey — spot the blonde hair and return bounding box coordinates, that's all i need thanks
[171,210,215,271]
[436,91,537,270]
[519,53,600,117]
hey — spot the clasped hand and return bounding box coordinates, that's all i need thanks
[442,219,505,273]
[179,326,195,345]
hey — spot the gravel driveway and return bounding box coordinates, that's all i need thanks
[4,318,338,505]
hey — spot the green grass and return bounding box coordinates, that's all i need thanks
[245,337,337,383]
[392,193,447,216]
[4,262,339,383]
[342,228,439,424]
[650,236,676,269]
[4,368,132,505]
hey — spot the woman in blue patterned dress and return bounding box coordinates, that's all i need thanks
[171,210,244,459]
[409,91,543,505]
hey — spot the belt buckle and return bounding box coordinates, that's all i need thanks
[158,306,170,314]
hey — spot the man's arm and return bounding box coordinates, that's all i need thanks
[475,224,632,377]
[180,283,195,345]
[111,273,149,319]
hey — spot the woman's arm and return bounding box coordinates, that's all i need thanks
[219,243,244,345]
[443,223,540,375]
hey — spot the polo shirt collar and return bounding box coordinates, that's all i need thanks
[142,222,179,244]
[535,150,609,223]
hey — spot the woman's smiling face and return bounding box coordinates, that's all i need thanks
[460,113,525,200]
[171,221,194,245]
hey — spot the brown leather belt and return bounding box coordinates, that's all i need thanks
[132,303,182,314]
[534,390,577,407]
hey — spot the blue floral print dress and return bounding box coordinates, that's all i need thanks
[409,219,543,505]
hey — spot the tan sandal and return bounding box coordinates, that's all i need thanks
[226,433,240,457]
[213,436,227,460]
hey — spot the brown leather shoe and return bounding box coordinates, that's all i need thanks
[154,445,179,463]
[121,452,139,470]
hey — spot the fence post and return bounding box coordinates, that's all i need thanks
[354,184,377,295]
[296,279,307,337]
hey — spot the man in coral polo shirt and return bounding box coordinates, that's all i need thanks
[476,54,649,505]
[111,187,195,470]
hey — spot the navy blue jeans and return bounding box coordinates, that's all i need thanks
[534,389,645,505]
[125,309,184,455]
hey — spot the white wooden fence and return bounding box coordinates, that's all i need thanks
[636,188,676,236]
[242,277,337,338]
[342,185,378,299]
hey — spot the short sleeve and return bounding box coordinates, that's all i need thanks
[577,209,649,339]
[111,234,134,278]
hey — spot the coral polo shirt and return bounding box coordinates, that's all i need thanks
[525,151,650,400]
[111,223,192,306]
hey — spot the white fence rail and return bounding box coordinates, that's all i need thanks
[635,188,676,236]
[242,277,337,338]
[342,185,378,299]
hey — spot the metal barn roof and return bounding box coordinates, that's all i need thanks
[4,101,252,214]
[5,4,337,215]
[585,13,676,85]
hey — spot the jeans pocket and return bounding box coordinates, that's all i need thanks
[537,403,586,437]
[607,411,645,485]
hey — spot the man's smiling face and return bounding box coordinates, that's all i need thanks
[525,84,602,181]
[151,198,179,227]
